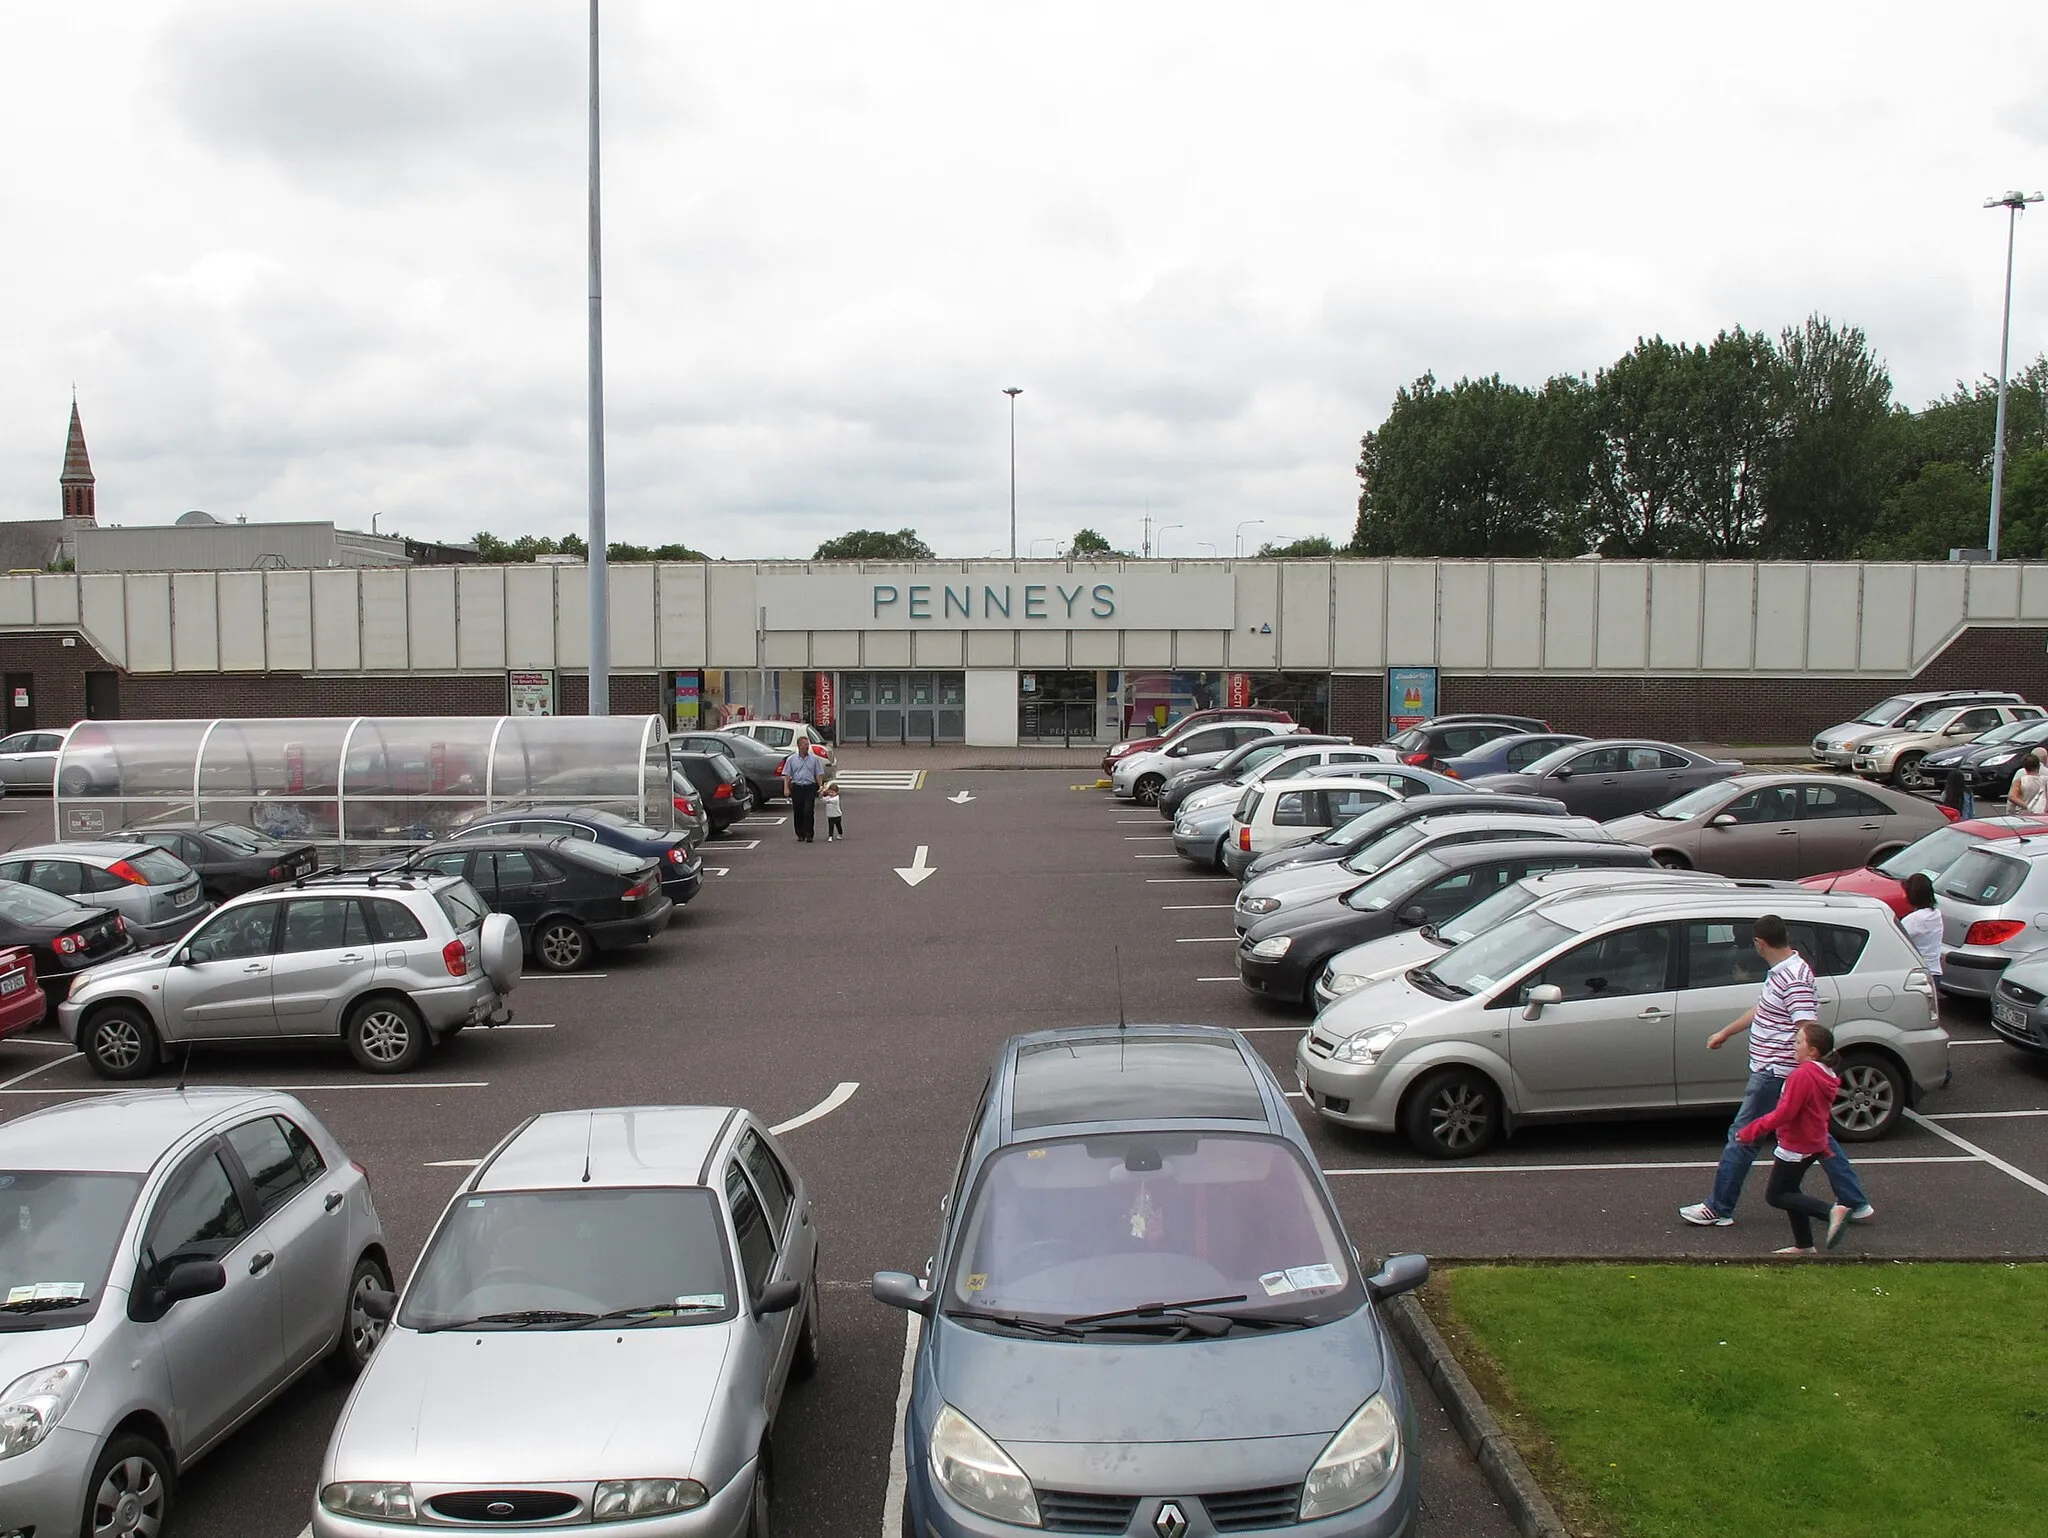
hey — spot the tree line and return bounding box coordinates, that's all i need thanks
[1352,318,2048,561]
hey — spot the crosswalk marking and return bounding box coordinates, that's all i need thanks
[832,770,926,791]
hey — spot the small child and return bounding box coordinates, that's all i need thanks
[822,780,844,841]
[1737,1020,1851,1256]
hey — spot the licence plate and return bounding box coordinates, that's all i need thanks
[0,971,24,996]
[1993,1000,2028,1029]
[173,885,199,907]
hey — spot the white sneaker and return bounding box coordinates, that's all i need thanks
[1679,1203,1733,1227]
[1848,1203,1874,1223]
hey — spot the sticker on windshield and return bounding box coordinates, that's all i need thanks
[672,1293,726,1309]
[965,1274,987,1293]
[1259,1264,1342,1296]
[466,1198,486,1208]
[7,1282,84,1305]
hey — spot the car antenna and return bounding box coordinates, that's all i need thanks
[174,1043,192,1095]
[1115,945,1127,1029]
[581,1111,595,1184]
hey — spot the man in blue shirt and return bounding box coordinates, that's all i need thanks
[781,742,827,843]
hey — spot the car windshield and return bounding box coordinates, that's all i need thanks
[204,825,279,855]
[1436,879,1550,946]
[1971,719,2037,746]
[1318,801,1415,849]
[1876,826,1990,881]
[1645,782,1737,821]
[400,1187,736,1330]
[0,1171,142,1330]
[1422,910,1574,997]
[0,882,81,923]
[948,1133,1355,1328]
[1340,823,1430,876]
[122,848,191,884]
[1940,848,2031,906]
[1345,851,1447,912]
[1387,728,1427,751]
[1855,696,1914,726]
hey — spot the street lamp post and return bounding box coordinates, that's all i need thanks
[1987,190,2044,562]
[1157,524,1183,558]
[1234,519,1265,559]
[1197,542,1217,557]
[1004,387,1023,560]
[586,0,610,715]
[1030,537,1059,558]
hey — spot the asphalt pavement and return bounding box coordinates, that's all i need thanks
[7,770,2046,1536]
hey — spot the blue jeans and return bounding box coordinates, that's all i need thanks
[1707,1069,1868,1217]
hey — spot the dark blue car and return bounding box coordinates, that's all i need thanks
[873,1025,1428,1538]
[1439,731,1588,781]
[447,805,702,906]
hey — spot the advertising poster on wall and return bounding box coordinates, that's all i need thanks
[814,672,836,729]
[509,670,555,716]
[1386,666,1438,736]
[672,672,701,728]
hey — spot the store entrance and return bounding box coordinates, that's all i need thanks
[839,672,966,744]
[1019,671,1099,742]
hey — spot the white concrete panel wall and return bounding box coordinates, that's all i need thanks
[407,569,458,670]
[217,573,267,670]
[705,565,758,667]
[1384,563,1438,665]
[1701,565,1755,670]
[1753,566,1808,670]
[125,575,173,671]
[655,565,706,667]
[170,573,219,672]
[1123,630,1171,666]
[1071,630,1118,667]
[456,568,506,670]
[359,570,409,671]
[1542,564,1596,668]
[812,631,861,666]
[79,575,128,664]
[1859,567,1914,670]
[310,571,360,671]
[32,575,78,625]
[264,572,312,671]
[608,564,657,668]
[966,631,1015,667]
[913,630,964,667]
[1331,562,1385,669]
[1595,564,1649,670]
[964,670,1019,748]
[1968,562,2022,619]
[0,577,30,625]
[1017,630,1066,667]
[503,567,555,667]
[1227,564,1280,668]
[864,632,912,667]
[555,571,590,669]
[1437,565,1491,669]
[2022,565,2048,620]
[762,632,807,667]
[1279,564,1332,668]
[1912,565,1967,669]
[1648,565,1702,670]
[1175,632,1225,667]
[1489,563,1543,670]
[1805,566,1861,672]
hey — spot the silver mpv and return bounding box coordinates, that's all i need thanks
[0,1090,389,1538]
[1933,836,2048,998]
[315,1105,820,1537]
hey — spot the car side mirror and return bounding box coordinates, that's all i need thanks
[1523,983,1562,1020]
[1366,1253,1430,1302]
[1709,813,1738,828]
[756,1278,803,1316]
[872,1270,935,1317]
[161,1259,226,1305]
[359,1288,397,1322]
[1551,767,1572,780]
[1396,905,1430,929]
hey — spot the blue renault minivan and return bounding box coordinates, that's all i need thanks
[873,1025,1428,1537]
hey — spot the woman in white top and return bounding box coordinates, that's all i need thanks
[1898,871,1943,979]
[2009,749,2048,815]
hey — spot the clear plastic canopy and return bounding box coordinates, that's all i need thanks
[54,715,670,847]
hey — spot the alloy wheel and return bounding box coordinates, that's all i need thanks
[1895,754,1928,791]
[93,1018,144,1071]
[357,1010,413,1065]
[92,1455,166,1538]
[349,1270,390,1360]
[538,923,587,970]
[1833,1063,1896,1134]
[1428,1082,1493,1153]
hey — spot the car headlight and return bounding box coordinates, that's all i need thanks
[1322,970,1368,999]
[593,1479,709,1519]
[1250,936,1292,959]
[1331,1024,1406,1064]
[0,1361,88,1460]
[929,1403,1039,1526]
[320,1483,417,1521]
[1174,822,1194,836]
[1240,896,1281,916]
[1985,752,2019,767]
[1300,1394,1402,1520]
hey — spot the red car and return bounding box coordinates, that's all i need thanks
[0,945,46,1040]
[1799,814,2048,916]
[1101,707,1295,774]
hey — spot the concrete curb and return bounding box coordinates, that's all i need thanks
[1385,1293,1570,1538]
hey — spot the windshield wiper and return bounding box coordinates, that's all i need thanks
[1065,1293,1247,1326]
[574,1301,725,1327]
[420,1308,596,1332]
[0,1296,89,1314]
[942,1308,1089,1340]
[1406,965,1469,998]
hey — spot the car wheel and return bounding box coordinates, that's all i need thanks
[58,766,94,797]
[793,1266,821,1380]
[534,917,593,972]
[1213,837,1230,869]
[748,1445,773,1538]
[1832,1051,1905,1141]
[345,997,429,1073]
[83,1004,161,1080]
[1652,850,1691,870]
[1401,1068,1501,1159]
[1892,753,1928,791]
[327,1252,394,1381]
[1133,775,1165,806]
[81,1432,173,1538]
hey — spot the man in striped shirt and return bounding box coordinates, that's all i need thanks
[1680,914,1873,1227]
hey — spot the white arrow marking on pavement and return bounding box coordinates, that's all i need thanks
[703,867,731,877]
[895,845,937,887]
[771,1081,861,1134]
[948,790,975,804]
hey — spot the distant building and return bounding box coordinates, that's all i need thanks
[0,401,96,572]
[74,512,477,573]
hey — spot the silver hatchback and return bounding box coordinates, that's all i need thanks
[1933,835,2048,997]
[0,1089,389,1538]
[315,1106,819,1537]
[0,842,210,946]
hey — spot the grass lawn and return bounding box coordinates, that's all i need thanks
[1434,1263,2048,1538]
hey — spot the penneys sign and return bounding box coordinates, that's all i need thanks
[755,568,1236,632]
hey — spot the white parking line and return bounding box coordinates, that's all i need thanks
[1123,836,1175,842]
[1197,977,1238,983]
[881,1313,922,1538]
[1175,937,1237,944]
[736,817,788,827]
[1116,819,1161,824]
[1144,877,1233,884]
[1926,1109,2048,1120]
[1321,1155,1980,1177]
[703,867,731,877]
[721,840,764,851]
[771,1081,860,1135]
[425,1159,482,1168]
[521,973,610,981]
[1163,904,1233,911]
[0,1035,74,1050]
[0,1053,78,1091]
[2,1079,490,1096]
[492,1021,555,1031]
[1233,1026,1304,1034]
[1945,1038,2007,1047]
[1134,854,1181,860]
[1904,1109,2048,1197]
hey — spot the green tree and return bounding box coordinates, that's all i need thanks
[1067,528,1127,557]
[607,540,708,562]
[811,528,936,561]
[1863,460,1990,559]
[1760,316,1894,558]
[471,531,590,562]
[1258,535,1338,557]
[1584,337,1714,557]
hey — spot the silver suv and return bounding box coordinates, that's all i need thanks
[0,1089,389,1538]
[1811,690,2023,767]
[1297,889,1948,1157]
[61,872,522,1078]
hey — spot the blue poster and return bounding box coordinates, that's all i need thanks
[1386,667,1438,735]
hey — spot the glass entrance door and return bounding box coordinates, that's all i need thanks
[872,674,904,741]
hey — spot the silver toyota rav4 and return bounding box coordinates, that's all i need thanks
[61,871,522,1079]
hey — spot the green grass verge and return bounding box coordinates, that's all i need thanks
[1434,1263,2048,1538]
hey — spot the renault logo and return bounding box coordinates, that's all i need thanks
[1153,1501,1189,1538]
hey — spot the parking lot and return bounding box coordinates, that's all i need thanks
[6,767,2048,1536]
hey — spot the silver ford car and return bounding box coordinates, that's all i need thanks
[314,1105,820,1537]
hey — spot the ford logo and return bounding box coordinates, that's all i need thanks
[487,1501,516,1517]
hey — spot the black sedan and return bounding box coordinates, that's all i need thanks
[1920,717,2048,795]
[448,804,702,907]
[1464,739,1742,819]
[670,730,790,805]
[1237,839,1654,1005]
[671,748,754,836]
[108,821,319,901]
[405,835,673,971]
[0,880,134,994]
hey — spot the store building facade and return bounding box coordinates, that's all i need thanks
[7,557,2048,747]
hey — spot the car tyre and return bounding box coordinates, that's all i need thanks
[81,1432,173,1538]
[327,1252,395,1380]
[1213,836,1229,869]
[83,1004,161,1080]
[748,1444,773,1538]
[1133,774,1165,806]
[1831,1051,1905,1141]
[1652,850,1691,870]
[792,1267,821,1380]
[1892,752,1928,791]
[533,917,593,972]
[345,996,429,1074]
[58,765,95,797]
[1401,1067,1502,1159]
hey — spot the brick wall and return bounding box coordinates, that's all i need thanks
[557,673,663,717]
[123,672,508,719]
[0,632,99,729]
[1329,673,1385,742]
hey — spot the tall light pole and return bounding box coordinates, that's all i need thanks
[1003,387,1023,560]
[586,0,610,714]
[1157,523,1183,558]
[1030,536,1059,558]
[1234,519,1265,559]
[1987,190,2044,562]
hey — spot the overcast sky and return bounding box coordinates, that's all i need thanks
[3,2,2045,560]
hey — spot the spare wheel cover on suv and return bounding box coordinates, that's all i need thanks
[480,912,523,993]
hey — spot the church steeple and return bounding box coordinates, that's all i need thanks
[60,397,96,526]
